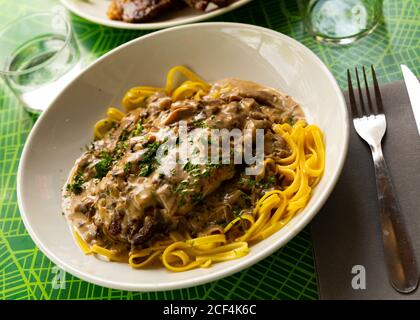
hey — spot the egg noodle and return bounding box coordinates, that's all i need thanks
[80,66,325,272]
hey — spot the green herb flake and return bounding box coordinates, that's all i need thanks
[240,177,257,188]
[174,181,189,194]
[95,152,114,179]
[66,172,85,195]
[124,162,132,174]
[193,120,207,128]
[141,141,160,163]
[131,121,144,137]
[286,116,295,126]
[115,141,127,159]
[208,162,223,170]
[134,140,162,177]
[138,163,153,177]
[183,162,202,177]
[119,129,130,142]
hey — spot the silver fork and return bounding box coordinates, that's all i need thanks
[347,66,419,293]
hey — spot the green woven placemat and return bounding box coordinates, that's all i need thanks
[0,0,419,300]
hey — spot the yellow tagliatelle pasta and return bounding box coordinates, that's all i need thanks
[165,65,209,94]
[93,66,211,139]
[106,107,126,122]
[128,249,162,268]
[78,67,325,272]
[91,244,128,263]
[73,230,92,255]
[160,235,249,272]
[93,118,116,140]
[171,80,209,101]
[121,66,209,112]
[122,86,162,112]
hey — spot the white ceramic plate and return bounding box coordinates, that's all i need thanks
[60,0,253,30]
[17,23,349,291]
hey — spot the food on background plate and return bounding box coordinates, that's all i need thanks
[107,0,236,23]
[63,66,325,272]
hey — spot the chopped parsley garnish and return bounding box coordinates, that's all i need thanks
[119,129,130,142]
[95,151,114,179]
[240,175,277,190]
[173,180,204,206]
[258,176,277,189]
[124,162,132,174]
[131,121,144,137]
[174,181,190,206]
[66,172,84,195]
[142,141,160,163]
[267,176,276,184]
[286,116,296,126]
[136,141,161,177]
[240,177,257,188]
[174,181,189,194]
[114,141,127,159]
[138,163,154,177]
[193,120,207,128]
[183,162,202,177]
[208,162,224,169]
[182,160,226,178]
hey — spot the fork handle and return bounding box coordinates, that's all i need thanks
[371,144,419,293]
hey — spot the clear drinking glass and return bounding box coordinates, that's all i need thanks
[0,12,82,114]
[298,0,383,44]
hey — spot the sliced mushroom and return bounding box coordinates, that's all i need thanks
[162,106,196,125]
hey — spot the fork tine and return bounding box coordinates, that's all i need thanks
[347,69,360,118]
[355,67,368,116]
[371,65,384,114]
[362,66,374,115]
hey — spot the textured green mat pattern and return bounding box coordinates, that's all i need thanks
[1,0,419,300]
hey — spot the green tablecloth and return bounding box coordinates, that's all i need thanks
[0,0,418,300]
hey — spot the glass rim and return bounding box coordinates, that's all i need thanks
[304,20,380,45]
[0,11,72,77]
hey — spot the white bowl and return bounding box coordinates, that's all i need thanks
[17,23,349,292]
[61,0,253,30]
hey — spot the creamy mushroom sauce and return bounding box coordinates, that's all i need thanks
[63,79,303,256]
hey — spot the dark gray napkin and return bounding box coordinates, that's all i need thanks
[311,80,420,300]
